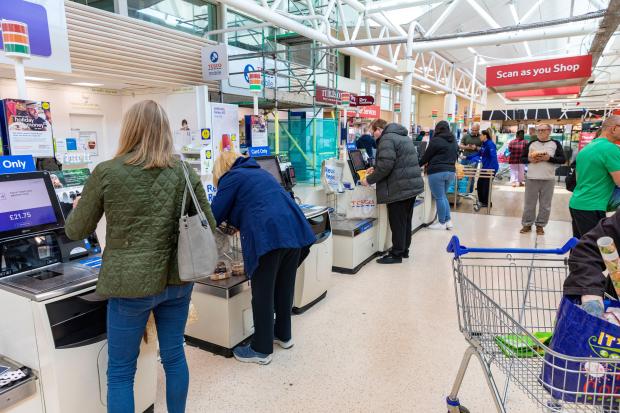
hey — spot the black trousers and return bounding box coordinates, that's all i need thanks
[250,248,301,354]
[569,207,606,239]
[387,197,416,257]
[477,176,492,206]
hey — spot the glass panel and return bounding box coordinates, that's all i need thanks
[360,78,366,95]
[128,0,216,38]
[227,10,271,51]
[369,81,377,98]
[71,0,115,12]
[381,83,391,111]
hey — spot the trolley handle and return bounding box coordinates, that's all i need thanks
[446,235,578,258]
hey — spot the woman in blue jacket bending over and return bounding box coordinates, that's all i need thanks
[467,130,499,207]
[211,152,315,365]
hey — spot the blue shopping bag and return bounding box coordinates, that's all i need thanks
[447,177,469,195]
[607,187,620,212]
[541,297,620,407]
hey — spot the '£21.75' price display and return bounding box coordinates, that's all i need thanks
[10,211,32,221]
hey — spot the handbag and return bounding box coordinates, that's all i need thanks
[177,162,218,281]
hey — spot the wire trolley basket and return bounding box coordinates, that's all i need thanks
[444,236,620,413]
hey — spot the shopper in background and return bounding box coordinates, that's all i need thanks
[356,126,376,160]
[361,119,424,264]
[416,130,426,141]
[471,130,499,208]
[528,126,538,142]
[419,120,458,230]
[520,124,566,236]
[569,115,620,238]
[565,212,620,317]
[508,130,528,187]
[65,100,213,413]
[211,151,315,365]
[459,123,482,160]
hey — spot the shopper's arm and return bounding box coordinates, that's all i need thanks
[418,139,437,167]
[187,165,217,231]
[65,166,104,240]
[565,213,620,297]
[210,175,237,226]
[523,141,533,164]
[549,141,567,164]
[366,138,396,185]
[458,136,469,150]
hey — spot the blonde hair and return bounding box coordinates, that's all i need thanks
[116,100,175,169]
[213,151,242,186]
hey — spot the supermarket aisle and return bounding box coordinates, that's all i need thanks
[155,213,573,413]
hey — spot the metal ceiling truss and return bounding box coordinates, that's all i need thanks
[221,0,485,104]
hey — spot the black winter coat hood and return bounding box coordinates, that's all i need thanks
[434,121,455,143]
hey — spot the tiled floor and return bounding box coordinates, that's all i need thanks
[154,211,574,413]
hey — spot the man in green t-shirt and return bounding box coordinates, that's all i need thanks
[459,123,482,157]
[569,115,620,238]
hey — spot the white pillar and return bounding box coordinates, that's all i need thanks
[195,85,209,129]
[13,59,27,99]
[401,72,413,131]
[468,54,478,128]
[253,95,259,116]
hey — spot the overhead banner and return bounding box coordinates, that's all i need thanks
[351,95,374,106]
[505,86,581,100]
[202,44,229,81]
[486,55,592,92]
[0,0,71,73]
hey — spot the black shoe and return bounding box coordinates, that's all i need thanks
[384,249,409,259]
[376,255,402,264]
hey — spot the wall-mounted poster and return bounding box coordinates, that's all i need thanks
[250,115,268,148]
[0,99,54,157]
[211,103,240,160]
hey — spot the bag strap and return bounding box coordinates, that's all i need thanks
[180,162,207,223]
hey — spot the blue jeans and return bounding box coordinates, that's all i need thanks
[428,171,454,224]
[107,283,193,413]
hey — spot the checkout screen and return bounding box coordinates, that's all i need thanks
[0,178,57,232]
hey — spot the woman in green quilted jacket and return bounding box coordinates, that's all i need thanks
[65,100,215,413]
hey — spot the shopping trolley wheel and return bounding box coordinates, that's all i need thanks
[446,406,470,413]
[446,397,470,413]
[473,204,480,212]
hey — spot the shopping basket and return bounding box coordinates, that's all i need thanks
[443,236,620,412]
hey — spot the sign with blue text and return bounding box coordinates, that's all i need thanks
[202,44,229,81]
[0,155,35,174]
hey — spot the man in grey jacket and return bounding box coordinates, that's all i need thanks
[361,119,424,264]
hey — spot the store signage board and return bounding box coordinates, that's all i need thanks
[0,155,34,173]
[248,72,262,92]
[505,86,581,100]
[0,0,70,73]
[351,95,374,106]
[0,98,54,157]
[249,146,271,157]
[222,45,283,97]
[316,86,341,105]
[202,44,229,81]
[341,105,380,119]
[486,55,592,92]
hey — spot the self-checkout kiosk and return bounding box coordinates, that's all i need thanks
[185,155,332,356]
[0,171,157,413]
[331,148,436,274]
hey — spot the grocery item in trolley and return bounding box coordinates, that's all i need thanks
[598,236,620,296]
[210,261,232,281]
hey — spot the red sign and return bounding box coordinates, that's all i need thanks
[505,86,581,100]
[315,86,341,104]
[351,95,374,106]
[340,105,380,119]
[486,55,592,92]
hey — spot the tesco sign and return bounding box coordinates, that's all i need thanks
[486,55,592,91]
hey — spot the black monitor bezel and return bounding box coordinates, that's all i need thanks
[254,155,285,186]
[348,149,366,172]
[0,171,66,240]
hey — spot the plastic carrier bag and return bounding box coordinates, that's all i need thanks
[321,158,344,194]
[541,297,620,408]
[345,186,377,219]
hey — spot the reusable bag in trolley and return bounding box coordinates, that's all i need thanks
[541,296,620,407]
[178,162,219,281]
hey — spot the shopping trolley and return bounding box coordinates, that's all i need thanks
[450,161,496,214]
[443,236,620,413]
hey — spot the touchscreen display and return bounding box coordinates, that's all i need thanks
[0,178,58,233]
[349,150,366,171]
[256,157,284,185]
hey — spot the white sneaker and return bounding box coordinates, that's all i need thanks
[445,220,454,230]
[274,337,294,349]
[428,222,447,230]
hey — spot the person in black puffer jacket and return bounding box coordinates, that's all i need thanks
[419,120,458,230]
[361,119,424,264]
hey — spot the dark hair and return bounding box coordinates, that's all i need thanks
[371,119,388,132]
[482,130,492,139]
[516,130,525,137]
[420,131,426,136]
[181,119,188,125]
